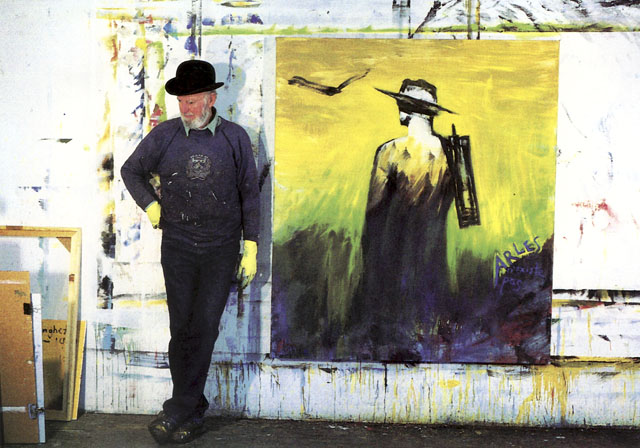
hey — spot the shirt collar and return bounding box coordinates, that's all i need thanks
[182,108,220,137]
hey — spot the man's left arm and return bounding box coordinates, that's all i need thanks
[232,127,261,288]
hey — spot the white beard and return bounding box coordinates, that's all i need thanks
[182,97,213,130]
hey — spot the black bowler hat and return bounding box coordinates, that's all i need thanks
[165,60,224,96]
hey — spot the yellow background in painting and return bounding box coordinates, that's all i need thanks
[275,38,559,277]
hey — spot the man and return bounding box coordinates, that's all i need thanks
[350,79,456,361]
[121,59,260,444]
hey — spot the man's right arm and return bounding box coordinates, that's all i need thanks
[121,123,173,211]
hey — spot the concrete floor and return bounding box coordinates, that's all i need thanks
[6,413,640,447]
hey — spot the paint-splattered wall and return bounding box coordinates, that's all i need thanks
[2,0,640,426]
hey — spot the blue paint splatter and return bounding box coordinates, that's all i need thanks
[163,19,178,38]
[248,14,263,24]
[222,14,244,25]
[123,221,141,247]
[133,64,145,92]
[226,48,237,84]
[101,324,117,351]
[18,186,43,192]
[185,35,198,55]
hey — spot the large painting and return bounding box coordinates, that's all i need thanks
[272,38,558,364]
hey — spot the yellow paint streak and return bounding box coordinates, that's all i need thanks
[463,366,473,412]
[96,10,136,21]
[135,37,148,52]
[439,379,461,389]
[406,378,418,419]
[392,381,399,421]
[103,200,115,217]
[97,96,112,154]
[114,299,166,308]
[516,366,580,425]
[350,370,358,394]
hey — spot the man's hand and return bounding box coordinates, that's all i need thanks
[145,201,162,229]
[237,240,257,289]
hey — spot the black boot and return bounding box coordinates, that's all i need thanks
[148,411,180,445]
[170,415,207,444]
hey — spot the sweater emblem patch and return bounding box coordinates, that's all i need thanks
[186,154,212,180]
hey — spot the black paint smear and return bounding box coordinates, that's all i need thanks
[599,0,640,6]
[258,162,271,191]
[23,303,32,315]
[288,69,370,96]
[98,275,114,310]
[39,138,72,143]
[392,0,411,8]
[271,224,354,360]
[512,4,543,32]
[409,0,441,38]
[552,289,640,302]
[101,215,116,259]
[101,153,114,182]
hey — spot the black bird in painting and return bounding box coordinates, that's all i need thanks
[288,69,370,96]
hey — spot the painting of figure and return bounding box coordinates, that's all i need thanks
[272,38,558,364]
[348,78,482,361]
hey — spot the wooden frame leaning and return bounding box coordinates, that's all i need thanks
[0,226,81,421]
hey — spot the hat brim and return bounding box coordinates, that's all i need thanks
[376,87,456,115]
[165,79,225,96]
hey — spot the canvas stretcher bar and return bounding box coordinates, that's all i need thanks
[0,226,82,421]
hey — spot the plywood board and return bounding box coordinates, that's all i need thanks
[0,271,40,444]
[42,320,68,413]
[41,319,86,420]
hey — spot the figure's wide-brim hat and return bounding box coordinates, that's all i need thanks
[376,86,456,116]
[165,60,224,96]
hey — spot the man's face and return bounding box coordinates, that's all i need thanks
[177,91,217,129]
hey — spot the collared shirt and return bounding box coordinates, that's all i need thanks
[182,110,221,137]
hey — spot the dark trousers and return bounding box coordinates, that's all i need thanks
[160,236,239,421]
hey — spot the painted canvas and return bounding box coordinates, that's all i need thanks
[272,38,559,364]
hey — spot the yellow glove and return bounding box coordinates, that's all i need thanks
[145,201,161,229]
[237,240,257,289]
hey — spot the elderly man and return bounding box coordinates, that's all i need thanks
[121,59,260,444]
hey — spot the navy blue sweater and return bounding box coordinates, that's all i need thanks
[121,114,260,247]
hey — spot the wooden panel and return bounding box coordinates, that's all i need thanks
[42,320,68,413]
[42,319,86,420]
[0,271,39,444]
